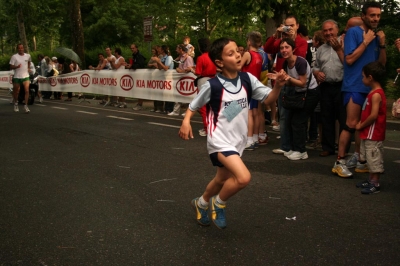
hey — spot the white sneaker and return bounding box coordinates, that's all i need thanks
[181,113,186,117]
[198,129,207,137]
[24,105,30,113]
[14,104,19,112]
[272,148,285,154]
[272,125,280,131]
[287,151,308,160]
[39,97,43,103]
[168,111,179,116]
[118,102,127,108]
[284,150,294,157]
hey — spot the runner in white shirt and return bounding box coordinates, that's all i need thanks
[9,44,32,113]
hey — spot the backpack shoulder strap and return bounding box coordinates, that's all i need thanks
[238,72,252,103]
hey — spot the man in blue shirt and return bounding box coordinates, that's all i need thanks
[332,1,386,178]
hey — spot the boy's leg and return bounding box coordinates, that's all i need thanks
[210,153,251,229]
[360,141,383,194]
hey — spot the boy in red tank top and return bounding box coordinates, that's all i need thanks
[355,62,386,194]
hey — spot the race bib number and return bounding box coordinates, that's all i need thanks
[223,100,242,122]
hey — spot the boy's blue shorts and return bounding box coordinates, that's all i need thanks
[209,151,239,167]
[343,92,368,106]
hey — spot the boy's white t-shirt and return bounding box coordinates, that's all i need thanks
[9,53,31,78]
[189,73,272,156]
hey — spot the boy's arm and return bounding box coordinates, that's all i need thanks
[240,52,251,69]
[179,109,196,140]
[356,93,382,130]
[263,70,287,105]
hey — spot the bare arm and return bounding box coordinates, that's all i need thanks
[356,93,381,130]
[240,52,251,69]
[345,30,376,66]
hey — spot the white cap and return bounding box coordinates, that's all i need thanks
[52,57,57,61]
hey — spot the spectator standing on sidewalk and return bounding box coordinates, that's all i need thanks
[355,61,386,194]
[313,20,344,157]
[264,15,308,155]
[128,44,147,111]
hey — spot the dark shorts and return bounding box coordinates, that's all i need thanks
[249,99,258,110]
[343,92,367,106]
[209,151,239,167]
[12,77,29,84]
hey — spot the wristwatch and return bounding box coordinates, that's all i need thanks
[379,44,386,49]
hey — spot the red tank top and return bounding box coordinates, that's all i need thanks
[242,50,262,80]
[360,88,386,141]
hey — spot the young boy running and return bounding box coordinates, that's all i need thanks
[179,38,287,229]
[355,61,386,194]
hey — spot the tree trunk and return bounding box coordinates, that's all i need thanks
[70,0,85,68]
[33,36,37,51]
[16,7,29,53]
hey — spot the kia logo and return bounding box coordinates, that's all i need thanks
[120,75,134,91]
[80,74,91,87]
[176,77,197,96]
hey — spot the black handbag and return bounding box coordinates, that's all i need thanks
[281,67,312,109]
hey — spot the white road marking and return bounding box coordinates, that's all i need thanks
[148,122,180,128]
[76,111,97,115]
[385,147,400,151]
[52,107,67,110]
[0,98,11,101]
[107,115,134,121]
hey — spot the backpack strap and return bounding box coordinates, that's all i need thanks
[238,72,252,103]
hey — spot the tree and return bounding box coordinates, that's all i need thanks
[70,0,85,68]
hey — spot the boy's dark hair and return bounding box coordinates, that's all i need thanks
[280,38,296,50]
[246,31,262,48]
[209,37,235,67]
[115,47,122,55]
[362,61,386,85]
[198,38,211,53]
[362,1,381,15]
[297,24,309,37]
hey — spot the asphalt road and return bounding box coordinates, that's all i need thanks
[1,90,400,265]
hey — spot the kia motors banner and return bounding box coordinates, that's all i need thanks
[0,71,13,88]
[0,70,199,103]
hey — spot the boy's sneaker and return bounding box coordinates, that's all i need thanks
[332,160,353,178]
[361,183,380,194]
[355,162,369,173]
[258,137,268,145]
[346,153,359,168]
[287,151,308,160]
[245,142,255,151]
[24,105,30,113]
[191,198,210,226]
[14,104,19,112]
[198,129,207,137]
[210,196,226,229]
[356,180,371,188]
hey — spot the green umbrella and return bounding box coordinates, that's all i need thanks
[54,47,82,65]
